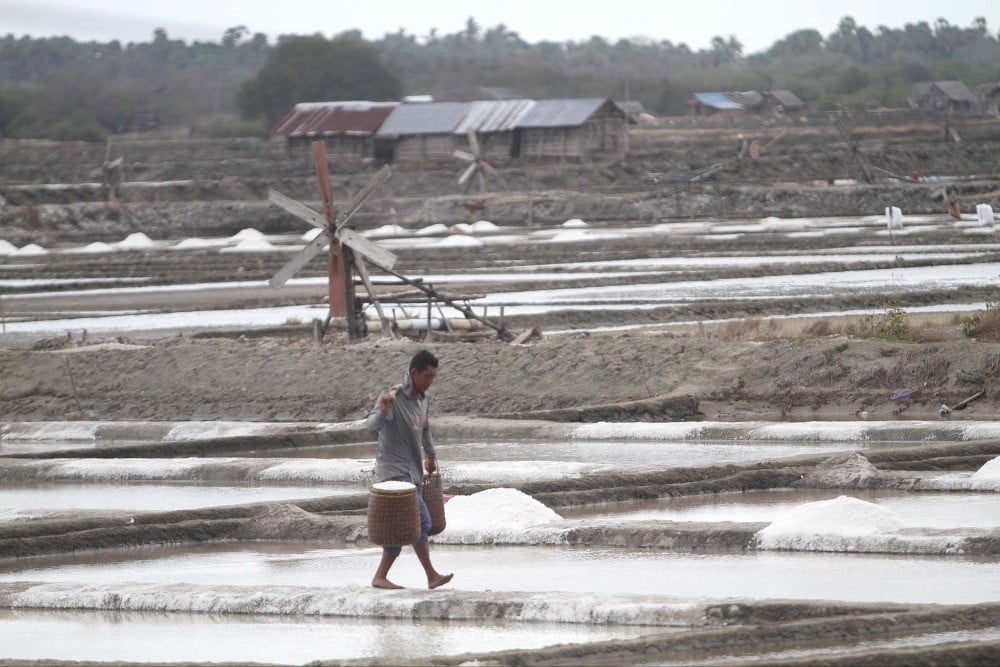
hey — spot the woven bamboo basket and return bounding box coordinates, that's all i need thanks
[423,473,446,536]
[367,480,421,546]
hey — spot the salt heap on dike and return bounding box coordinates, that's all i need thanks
[973,455,1000,480]
[117,232,155,249]
[435,488,563,544]
[755,495,909,551]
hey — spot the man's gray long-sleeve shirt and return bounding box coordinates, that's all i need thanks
[365,370,435,485]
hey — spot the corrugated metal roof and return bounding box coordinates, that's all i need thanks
[515,98,614,128]
[270,101,396,136]
[726,91,762,107]
[454,100,536,134]
[692,93,743,110]
[375,102,472,136]
[766,90,804,107]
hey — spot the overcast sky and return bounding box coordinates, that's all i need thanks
[2,0,997,54]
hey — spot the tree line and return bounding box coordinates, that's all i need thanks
[1,15,998,142]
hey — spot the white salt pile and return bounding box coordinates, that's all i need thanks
[972,455,1000,480]
[14,243,48,256]
[436,234,484,248]
[0,240,17,255]
[65,241,115,254]
[364,224,409,238]
[561,218,588,227]
[415,223,449,236]
[469,220,498,232]
[755,495,909,551]
[450,223,473,233]
[117,232,155,248]
[436,488,563,544]
[222,237,276,252]
[231,228,265,240]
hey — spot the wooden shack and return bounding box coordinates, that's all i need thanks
[686,92,746,116]
[269,101,397,162]
[516,98,626,160]
[977,82,1000,117]
[909,81,977,115]
[455,99,536,164]
[761,90,805,116]
[374,102,471,163]
[375,97,627,164]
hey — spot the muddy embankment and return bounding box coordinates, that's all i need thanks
[3,336,999,423]
[2,121,1000,246]
[2,176,998,248]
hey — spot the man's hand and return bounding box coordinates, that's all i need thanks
[378,388,397,416]
[425,456,437,475]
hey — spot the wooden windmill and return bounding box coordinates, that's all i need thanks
[453,131,500,193]
[268,139,519,343]
[267,141,398,341]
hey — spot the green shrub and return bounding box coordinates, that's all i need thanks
[50,111,107,143]
[855,304,912,342]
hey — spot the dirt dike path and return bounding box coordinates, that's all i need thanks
[2,335,998,423]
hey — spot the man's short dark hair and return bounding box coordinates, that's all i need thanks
[409,349,439,372]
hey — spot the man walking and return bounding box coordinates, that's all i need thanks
[366,349,453,590]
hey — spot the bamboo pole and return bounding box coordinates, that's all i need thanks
[381,267,513,341]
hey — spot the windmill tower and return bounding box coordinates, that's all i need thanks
[453,131,500,193]
[268,141,398,341]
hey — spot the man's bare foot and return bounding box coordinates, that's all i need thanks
[372,578,403,589]
[428,573,453,590]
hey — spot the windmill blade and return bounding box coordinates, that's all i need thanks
[458,161,478,186]
[467,131,481,158]
[453,149,476,162]
[268,189,327,229]
[336,164,392,232]
[338,228,398,270]
[269,231,328,288]
[480,159,498,176]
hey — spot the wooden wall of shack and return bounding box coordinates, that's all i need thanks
[392,131,516,164]
[393,134,457,162]
[286,134,376,162]
[520,108,625,160]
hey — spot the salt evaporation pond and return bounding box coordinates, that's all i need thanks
[240,438,865,466]
[0,481,354,520]
[649,627,1000,666]
[559,489,1000,529]
[0,608,641,664]
[1,541,997,605]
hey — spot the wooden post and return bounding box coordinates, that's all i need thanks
[355,256,397,339]
[312,141,358,340]
[436,305,454,333]
[426,292,433,341]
